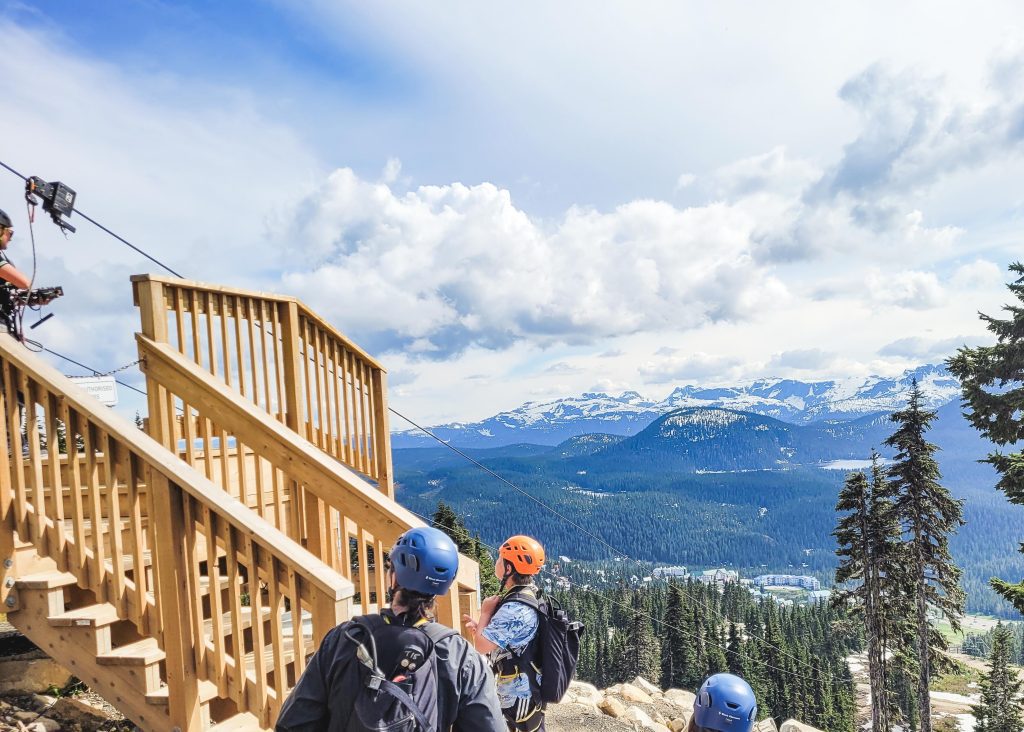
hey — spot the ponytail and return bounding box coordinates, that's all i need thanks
[392,588,437,621]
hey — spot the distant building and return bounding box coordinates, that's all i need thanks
[753,574,820,591]
[698,568,739,587]
[807,590,831,602]
[653,565,690,579]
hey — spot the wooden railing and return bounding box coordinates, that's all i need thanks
[136,334,481,634]
[132,275,393,497]
[0,336,354,729]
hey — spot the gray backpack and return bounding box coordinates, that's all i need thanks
[342,614,458,732]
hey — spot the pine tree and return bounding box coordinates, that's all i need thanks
[885,381,966,732]
[948,261,1024,613]
[834,468,891,732]
[612,591,660,683]
[432,501,499,595]
[972,623,1024,732]
[726,622,743,676]
[660,582,688,689]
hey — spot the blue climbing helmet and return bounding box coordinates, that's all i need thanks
[389,526,459,596]
[693,673,758,732]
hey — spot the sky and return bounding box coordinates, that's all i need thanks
[0,1,1022,424]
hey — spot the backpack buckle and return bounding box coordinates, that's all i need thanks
[366,674,383,691]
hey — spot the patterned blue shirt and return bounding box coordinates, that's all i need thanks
[482,599,540,707]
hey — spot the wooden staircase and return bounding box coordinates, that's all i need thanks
[0,275,482,731]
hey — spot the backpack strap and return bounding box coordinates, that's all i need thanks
[496,585,541,612]
[378,678,434,732]
[421,622,459,645]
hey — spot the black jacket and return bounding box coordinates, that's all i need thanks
[276,618,505,731]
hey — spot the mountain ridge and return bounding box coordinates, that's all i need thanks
[393,363,960,448]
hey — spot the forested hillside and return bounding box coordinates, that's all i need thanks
[395,402,1024,616]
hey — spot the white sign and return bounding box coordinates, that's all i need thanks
[67,376,118,407]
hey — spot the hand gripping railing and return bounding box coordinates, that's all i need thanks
[0,335,354,729]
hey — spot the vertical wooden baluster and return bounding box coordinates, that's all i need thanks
[205,290,217,378]
[340,518,354,582]
[83,423,106,601]
[125,453,149,632]
[183,404,198,472]
[259,301,273,416]
[174,288,187,356]
[313,328,327,451]
[202,506,227,695]
[331,342,344,460]
[189,289,202,368]
[358,361,371,474]
[286,568,305,676]
[271,304,286,423]
[357,528,371,614]
[318,329,333,455]
[244,535,268,720]
[302,319,315,443]
[63,407,87,579]
[271,466,285,533]
[222,522,246,707]
[23,377,46,552]
[372,367,394,498]
[365,361,378,481]
[325,508,339,574]
[220,293,232,389]
[346,350,358,468]
[236,436,249,505]
[200,415,214,481]
[4,365,26,536]
[45,393,67,567]
[266,556,287,720]
[247,298,261,409]
[102,434,126,610]
[180,494,206,673]
[235,295,248,402]
[375,537,387,612]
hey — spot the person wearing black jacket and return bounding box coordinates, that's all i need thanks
[276,526,505,731]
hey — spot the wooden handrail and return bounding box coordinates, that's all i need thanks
[0,335,354,728]
[137,334,480,631]
[132,274,394,496]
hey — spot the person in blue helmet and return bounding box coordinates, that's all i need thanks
[688,673,759,732]
[276,526,505,731]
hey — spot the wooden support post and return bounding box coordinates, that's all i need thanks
[370,369,394,499]
[149,469,202,731]
[136,279,171,449]
[435,588,462,634]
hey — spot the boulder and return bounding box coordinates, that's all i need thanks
[780,721,822,732]
[663,687,697,710]
[622,705,655,728]
[53,695,114,727]
[755,719,780,732]
[599,696,627,718]
[618,682,654,704]
[0,654,74,694]
[667,718,688,732]
[633,676,662,696]
[566,681,604,706]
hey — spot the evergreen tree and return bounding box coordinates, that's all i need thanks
[660,582,688,689]
[948,261,1024,613]
[885,382,966,732]
[726,622,743,676]
[431,501,499,595]
[612,591,661,683]
[972,623,1024,732]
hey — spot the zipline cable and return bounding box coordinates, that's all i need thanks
[1,153,830,677]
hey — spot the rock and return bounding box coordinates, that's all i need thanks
[25,718,60,732]
[28,695,56,712]
[567,681,604,706]
[663,687,697,710]
[622,705,655,727]
[667,718,688,732]
[779,721,822,732]
[632,676,662,696]
[755,720,780,732]
[53,695,114,726]
[569,701,601,716]
[599,696,627,718]
[618,682,654,704]
[0,655,74,694]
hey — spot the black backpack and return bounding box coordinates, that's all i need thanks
[496,588,585,704]
[342,614,458,731]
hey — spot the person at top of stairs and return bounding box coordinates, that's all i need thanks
[275,526,505,732]
[689,673,759,732]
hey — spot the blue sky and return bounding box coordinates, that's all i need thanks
[1,1,1023,422]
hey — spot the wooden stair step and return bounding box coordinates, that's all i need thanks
[15,570,79,590]
[48,603,121,628]
[97,638,165,666]
[209,712,264,731]
[145,678,220,706]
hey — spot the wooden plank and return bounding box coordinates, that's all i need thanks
[301,319,314,443]
[371,369,394,498]
[356,528,371,614]
[23,377,46,552]
[102,434,127,611]
[205,290,217,377]
[4,364,26,536]
[234,295,247,401]
[265,555,287,723]
[125,453,150,632]
[149,471,203,730]
[82,423,106,601]
[44,393,67,565]
[202,505,228,696]
[286,567,305,677]
[246,298,260,409]
[222,522,247,709]
[244,535,269,719]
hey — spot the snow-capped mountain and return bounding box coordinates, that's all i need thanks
[391,363,961,448]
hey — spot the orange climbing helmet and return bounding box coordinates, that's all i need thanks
[499,535,545,576]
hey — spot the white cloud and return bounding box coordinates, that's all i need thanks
[768,349,838,370]
[866,269,945,310]
[951,259,1005,290]
[638,352,743,384]
[878,335,991,360]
